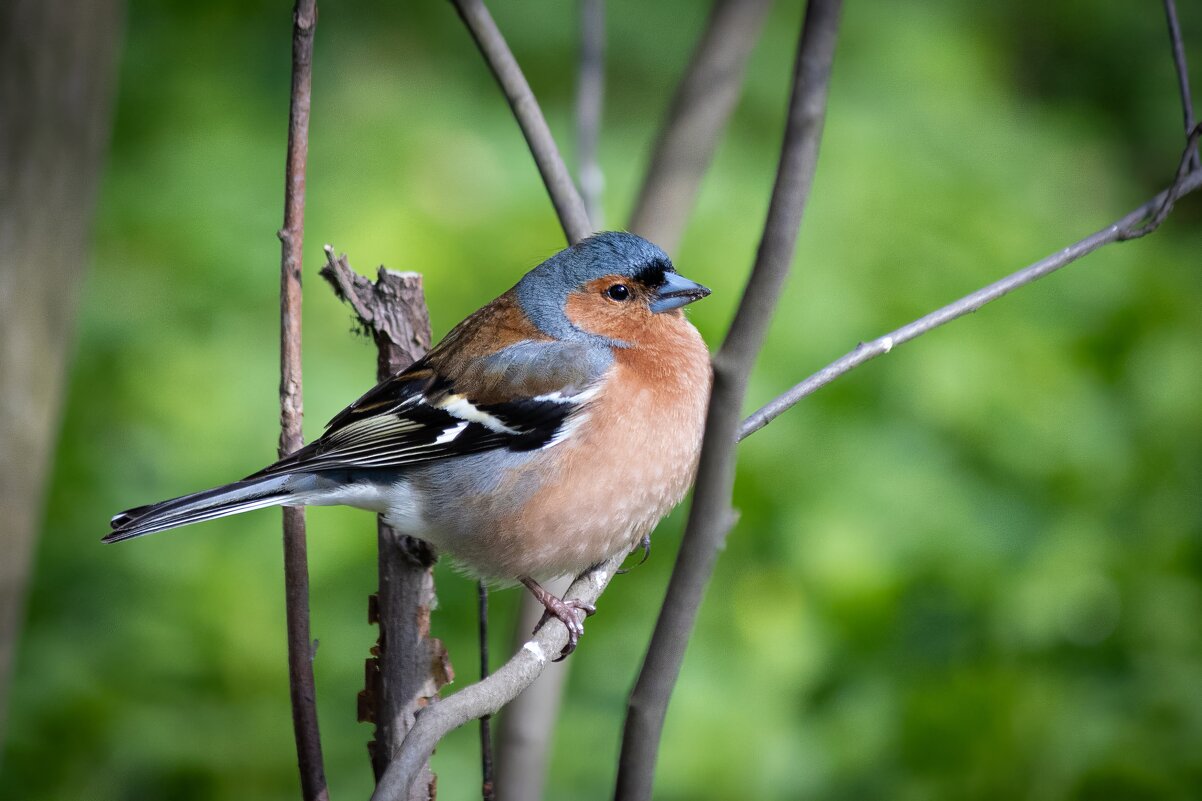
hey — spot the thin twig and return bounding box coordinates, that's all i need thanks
[627,0,775,254]
[1117,122,1202,240]
[478,583,496,801]
[1163,0,1199,171]
[615,3,843,799]
[740,159,1202,440]
[371,552,626,801]
[450,0,592,244]
[276,2,328,800]
[576,0,605,228]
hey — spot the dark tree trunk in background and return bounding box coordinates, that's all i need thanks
[0,0,124,745]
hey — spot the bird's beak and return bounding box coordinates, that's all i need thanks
[649,271,711,313]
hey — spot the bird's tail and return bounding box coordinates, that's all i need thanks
[104,474,301,543]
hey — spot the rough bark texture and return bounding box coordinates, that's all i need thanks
[0,0,123,743]
[320,251,451,801]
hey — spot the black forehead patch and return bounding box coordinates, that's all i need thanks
[630,258,673,287]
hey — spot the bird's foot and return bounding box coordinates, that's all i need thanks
[521,577,596,661]
[617,534,652,574]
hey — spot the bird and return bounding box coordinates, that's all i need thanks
[105,231,712,657]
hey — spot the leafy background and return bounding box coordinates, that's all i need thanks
[3,0,1201,799]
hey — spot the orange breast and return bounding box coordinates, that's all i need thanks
[486,319,711,579]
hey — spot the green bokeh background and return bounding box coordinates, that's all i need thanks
[4,1,1201,799]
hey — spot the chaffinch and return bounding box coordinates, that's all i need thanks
[106,231,712,655]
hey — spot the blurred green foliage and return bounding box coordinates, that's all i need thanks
[3,0,1201,799]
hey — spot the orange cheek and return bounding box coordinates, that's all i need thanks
[564,291,675,345]
[563,291,628,339]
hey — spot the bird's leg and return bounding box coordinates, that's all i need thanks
[617,533,652,575]
[520,576,596,661]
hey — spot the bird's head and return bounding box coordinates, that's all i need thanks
[514,231,710,348]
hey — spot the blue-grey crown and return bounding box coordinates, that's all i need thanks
[514,232,674,342]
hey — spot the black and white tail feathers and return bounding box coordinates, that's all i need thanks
[104,475,298,543]
[105,336,608,544]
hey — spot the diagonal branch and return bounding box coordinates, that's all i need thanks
[275,2,328,800]
[740,156,1202,440]
[627,0,774,254]
[615,2,843,799]
[450,0,592,244]
[370,551,627,801]
[1163,0,1199,171]
[493,3,608,796]
[446,4,602,794]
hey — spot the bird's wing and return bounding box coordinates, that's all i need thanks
[251,340,611,477]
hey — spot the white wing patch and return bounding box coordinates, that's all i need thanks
[532,385,602,405]
[541,411,591,450]
[433,421,468,444]
[436,394,519,434]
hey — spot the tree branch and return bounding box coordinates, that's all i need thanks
[576,0,606,228]
[1163,0,1199,171]
[450,0,592,244]
[319,249,450,800]
[275,2,328,799]
[493,575,572,801]
[740,155,1202,440]
[491,5,607,795]
[477,583,496,801]
[627,0,774,254]
[371,552,627,801]
[615,3,843,799]
[362,6,597,797]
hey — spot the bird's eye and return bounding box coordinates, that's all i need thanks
[605,284,630,301]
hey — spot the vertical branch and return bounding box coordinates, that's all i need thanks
[627,0,774,254]
[576,0,606,227]
[450,0,592,244]
[371,510,448,801]
[319,250,449,801]
[276,2,328,800]
[478,583,496,801]
[614,2,843,799]
[1163,0,1198,170]
[494,576,572,801]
